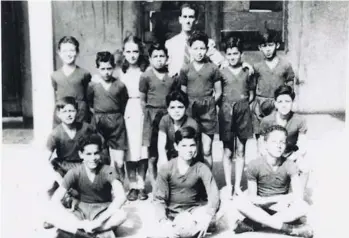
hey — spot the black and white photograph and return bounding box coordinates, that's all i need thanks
[1,1,348,238]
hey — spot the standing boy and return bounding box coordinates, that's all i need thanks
[219,37,255,197]
[259,85,308,190]
[87,52,129,182]
[52,36,91,127]
[252,29,296,134]
[179,31,222,169]
[47,134,127,238]
[139,43,177,189]
[165,3,198,77]
[151,126,220,238]
[157,90,201,168]
[228,125,313,238]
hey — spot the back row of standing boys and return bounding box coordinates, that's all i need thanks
[45,3,311,238]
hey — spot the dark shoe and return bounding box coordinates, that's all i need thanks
[289,224,314,238]
[56,229,74,238]
[75,229,97,238]
[47,181,60,198]
[138,189,148,200]
[233,219,255,234]
[127,189,139,201]
[43,221,54,229]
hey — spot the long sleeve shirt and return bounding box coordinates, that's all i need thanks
[153,158,220,220]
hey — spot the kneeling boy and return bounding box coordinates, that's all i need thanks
[157,90,201,168]
[47,134,127,238]
[151,126,220,238]
[231,125,313,238]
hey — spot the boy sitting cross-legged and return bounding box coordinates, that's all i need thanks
[149,126,220,238]
[224,125,313,238]
[47,133,128,238]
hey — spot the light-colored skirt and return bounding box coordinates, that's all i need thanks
[124,98,143,162]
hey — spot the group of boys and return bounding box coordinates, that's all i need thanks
[44,3,312,238]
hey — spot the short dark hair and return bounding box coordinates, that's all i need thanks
[262,125,288,141]
[96,51,116,68]
[222,36,243,53]
[180,3,199,19]
[78,133,103,152]
[174,126,198,144]
[58,36,80,53]
[188,31,208,47]
[258,29,280,45]
[166,90,189,108]
[274,85,295,100]
[148,43,168,58]
[56,96,78,110]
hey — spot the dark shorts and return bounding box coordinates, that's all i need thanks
[188,96,217,136]
[93,112,127,150]
[142,106,167,157]
[250,96,275,133]
[73,201,111,221]
[51,159,82,177]
[53,100,90,128]
[219,99,253,144]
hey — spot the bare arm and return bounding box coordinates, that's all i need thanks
[91,180,126,227]
[157,131,168,167]
[153,167,170,221]
[140,92,147,114]
[213,81,222,105]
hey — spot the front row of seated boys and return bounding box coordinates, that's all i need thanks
[44,95,313,238]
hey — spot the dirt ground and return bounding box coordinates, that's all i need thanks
[1,114,346,238]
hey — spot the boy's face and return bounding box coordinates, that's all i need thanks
[265,130,286,158]
[57,104,77,125]
[123,42,139,65]
[97,62,114,81]
[79,144,101,170]
[179,7,196,32]
[168,100,186,121]
[190,40,207,62]
[58,43,77,65]
[258,42,279,59]
[150,49,167,70]
[175,138,197,161]
[275,94,293,116]
[226,47,242,67]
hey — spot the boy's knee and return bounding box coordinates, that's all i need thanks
[110,209,127,226]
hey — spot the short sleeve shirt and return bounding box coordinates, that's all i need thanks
[254,58,295,98]
[220,67,256,102]
[87,77,129,113]
[180,62,222,97]
[159,115,200,154]
[62,164,120,203]
[46,122,96,162]
[246,157,298,197]
[260,112,307,153]
[51,66,91,101]
[139,69,175,108]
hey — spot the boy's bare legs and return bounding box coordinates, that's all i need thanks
[126,162,138,200]
[235,196,309,231]
[270,200,309,223]
[148,156,157,190]
[235,197,286,230]
[222,146,233,198]
[46,203,86,234]
[201,133,213,169]
[234,138,247,195]
[93,209,127,233]
[137,159,149,199]
[109,149,125,182]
